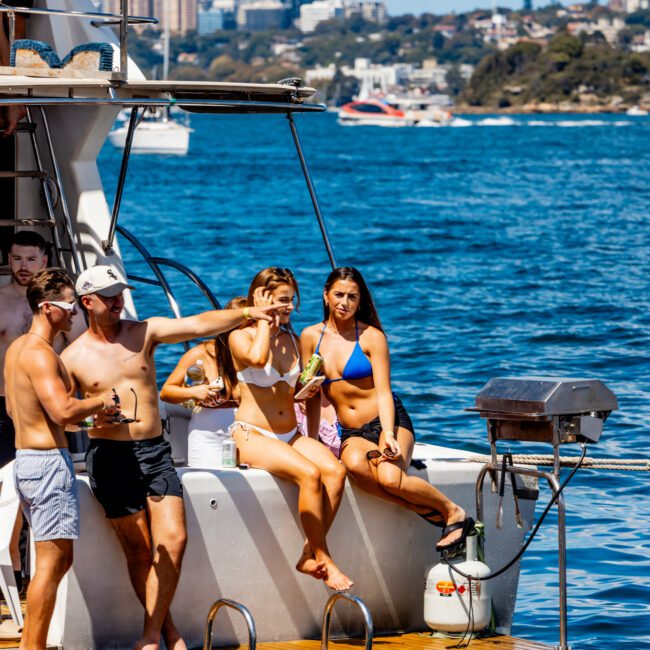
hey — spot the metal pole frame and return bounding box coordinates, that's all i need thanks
[286,112,337,269]
[476,463,569,650]
[104,107,139,254]
[119,0,128,77]
[203,598,256,650]
[321,592,373,650]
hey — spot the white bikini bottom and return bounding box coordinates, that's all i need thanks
[229,420,300,444]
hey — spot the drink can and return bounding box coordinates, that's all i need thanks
[299,353,323,385]
[222,438,237,468]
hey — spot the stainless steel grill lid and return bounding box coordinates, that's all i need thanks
[474,377,618,416]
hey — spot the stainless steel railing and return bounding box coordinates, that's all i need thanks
[203,598,256,650]
[321,592,373,650]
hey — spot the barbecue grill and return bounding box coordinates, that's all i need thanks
[468,377,618,472]
[468,377,618,650]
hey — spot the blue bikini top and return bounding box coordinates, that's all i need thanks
[315,321,373,385]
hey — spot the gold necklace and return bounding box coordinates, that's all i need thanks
[28,331,52,346]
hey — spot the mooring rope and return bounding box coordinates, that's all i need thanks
[466,454,650,471]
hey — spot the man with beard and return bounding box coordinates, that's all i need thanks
[0,231,83,589]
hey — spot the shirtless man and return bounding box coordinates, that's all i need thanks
[0,231,83,589]
[61,265,278,650]
[3,268,115,650]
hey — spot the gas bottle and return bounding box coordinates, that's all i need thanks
[424,533,491,633]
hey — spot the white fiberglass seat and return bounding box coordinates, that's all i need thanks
[0,462,24,629]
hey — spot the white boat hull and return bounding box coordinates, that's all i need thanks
[45,411,536,649]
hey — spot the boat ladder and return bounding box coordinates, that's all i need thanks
[0,108,83,276]
[322,592,373,650]
[203,597,256,650]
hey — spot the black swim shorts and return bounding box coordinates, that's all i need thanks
[0,397,16,468]
[338,393,415,446]
[86,436,183,519]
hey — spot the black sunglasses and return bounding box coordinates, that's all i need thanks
[111,387,138,424]
[366,447,396,461]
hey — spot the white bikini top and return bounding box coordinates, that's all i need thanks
[236,331,301,388]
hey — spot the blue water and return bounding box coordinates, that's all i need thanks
[99,112,650,649]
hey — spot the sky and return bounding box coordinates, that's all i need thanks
[385,1,559,14]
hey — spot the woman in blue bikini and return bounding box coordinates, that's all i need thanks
[228,267,353,590]
[301,267,473,554]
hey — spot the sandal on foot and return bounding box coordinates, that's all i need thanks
[418,509,445,528]
[436,517,476,554]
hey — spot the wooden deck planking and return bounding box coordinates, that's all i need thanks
[255,632,552,650]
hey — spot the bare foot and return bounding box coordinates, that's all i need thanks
[323,561,353,591]
[0,106,26,137]
[296,552,328,580]
[134,638,159,650]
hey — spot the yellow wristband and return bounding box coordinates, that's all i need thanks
[243,307,250,319]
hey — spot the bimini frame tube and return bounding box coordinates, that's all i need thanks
[104,107,139,253]
[286,112,337,269]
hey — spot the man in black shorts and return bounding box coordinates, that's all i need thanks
[61,265,279,650]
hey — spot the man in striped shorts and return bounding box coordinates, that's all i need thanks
[3,268,116,649]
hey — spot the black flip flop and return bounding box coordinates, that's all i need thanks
[418,508,445,528]
[435,516,476,554]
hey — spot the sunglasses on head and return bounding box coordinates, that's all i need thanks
[366,447,396,461]
[38,300,78,314]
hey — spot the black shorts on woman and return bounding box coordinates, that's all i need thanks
[338,393,414,446]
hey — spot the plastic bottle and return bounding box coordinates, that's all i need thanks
[182,359,206,409]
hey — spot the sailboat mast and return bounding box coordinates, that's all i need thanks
[163,4,169,82]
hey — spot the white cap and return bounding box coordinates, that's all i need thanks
[75,265,134,297]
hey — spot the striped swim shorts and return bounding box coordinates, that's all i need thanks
[14,448,79,541]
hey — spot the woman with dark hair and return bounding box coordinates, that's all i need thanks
[161,297,247,468]
[227,267,353,590]
[301,267,473,555]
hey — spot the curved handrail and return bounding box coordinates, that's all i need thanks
[321,593,373,650]
[203,598,256,650]
[116,225,183,320]
[150,257,221,309]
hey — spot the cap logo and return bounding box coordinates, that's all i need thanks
[107,269,119,280]
[82,280,93,291]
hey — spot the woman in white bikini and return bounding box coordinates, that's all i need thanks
[161,297,246,468]
[228,267,353,591]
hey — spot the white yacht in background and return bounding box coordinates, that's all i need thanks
[108,107,192,154]
[626,105,648,116]
[108,5,192,155]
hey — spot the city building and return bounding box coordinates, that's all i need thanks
[300,0,344,32]
[236,0,290,30]
[299,0,386,32]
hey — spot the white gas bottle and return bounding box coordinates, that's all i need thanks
[424,534,491,633]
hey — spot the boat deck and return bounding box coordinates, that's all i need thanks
[0,634,553,650]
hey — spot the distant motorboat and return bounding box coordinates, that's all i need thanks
[108,108,192,155]
[626,105,648,116]
[338,96,453,127]
[337,98,414,126]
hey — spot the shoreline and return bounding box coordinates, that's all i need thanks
[453,103,645,115]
